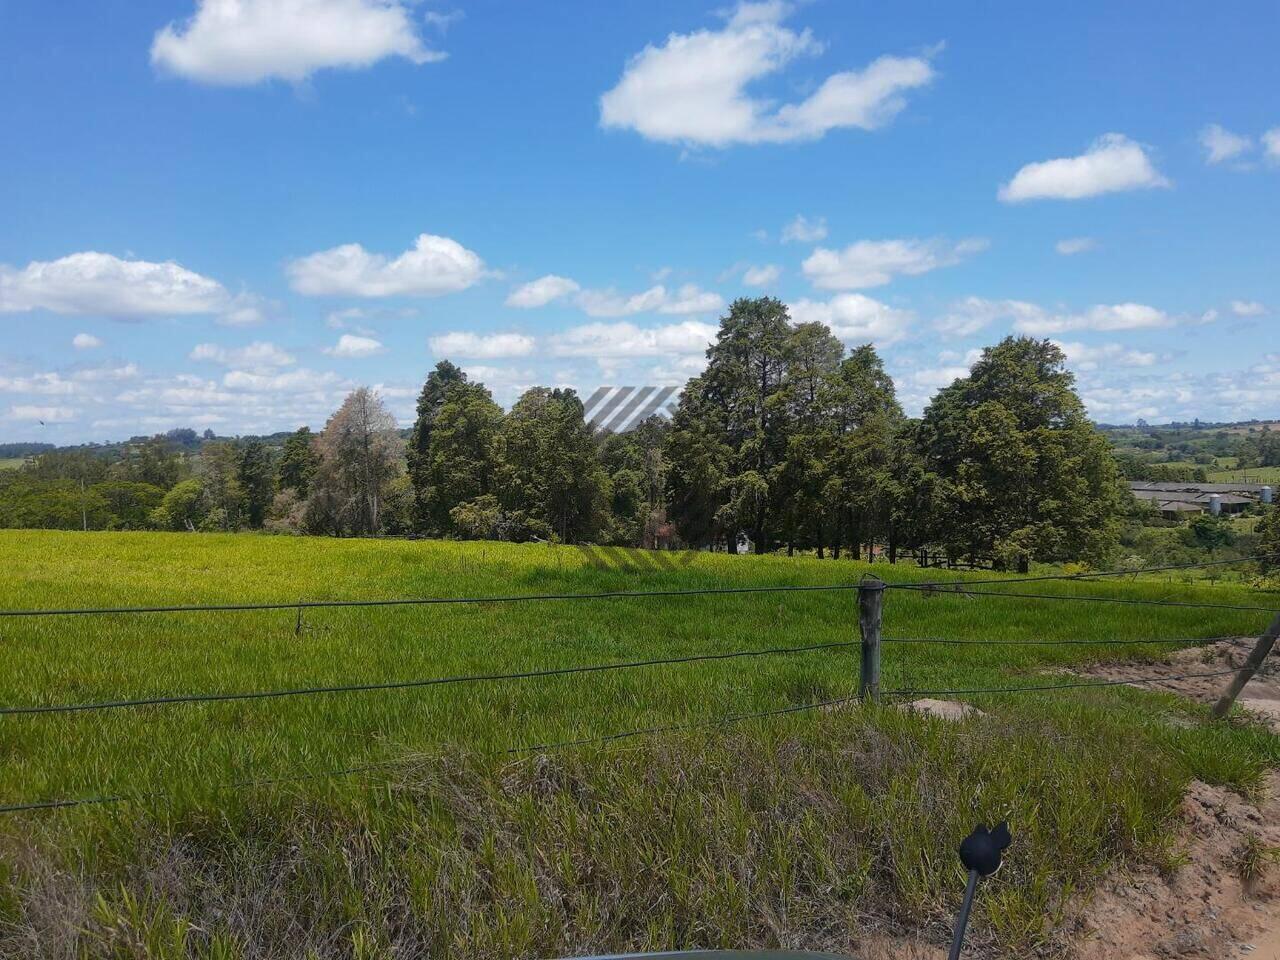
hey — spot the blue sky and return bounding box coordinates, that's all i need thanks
[2,0,1278,442]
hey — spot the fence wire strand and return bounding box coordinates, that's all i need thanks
[884,669,1241,699]
[0,640,857,717]
[888,552,1278,590]
[0,694,859,815]
[882,634,1244,647]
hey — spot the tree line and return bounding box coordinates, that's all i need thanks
[0,297,1125,568]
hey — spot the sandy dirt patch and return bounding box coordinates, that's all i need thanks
[1061,638,1280,959]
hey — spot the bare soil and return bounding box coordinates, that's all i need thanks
[1061,639,1280,959]
[883,643,1280,960]
[1075,637,1280,733]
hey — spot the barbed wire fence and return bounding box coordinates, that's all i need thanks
[0,552,1277,816]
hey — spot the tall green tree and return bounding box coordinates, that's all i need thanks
[407,361,467,532]
[237,439,274,528]
[498,387,608,543]
[199,442,246,531]
[306,388,402,536]
[420,380,504,536]
[918,336,1122,567]
[277,427,319,498]
[778,322,843,554]
[821,345,903,560]
[671,297,794,553]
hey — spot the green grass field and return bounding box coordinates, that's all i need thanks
[1207,465,1280,484]
[0,531,1276,959]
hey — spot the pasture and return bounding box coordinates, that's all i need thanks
[0,530,1277,959]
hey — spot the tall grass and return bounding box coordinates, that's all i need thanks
[0,530,1275,958]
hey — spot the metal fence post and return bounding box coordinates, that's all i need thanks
[1211,609,1280,719]
[858,578,885,703]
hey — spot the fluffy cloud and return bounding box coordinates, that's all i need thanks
[932,296,1174,337]
[599,2,934,147]
[549,320,717,358]
[190,341,296,368]
[323,334,385,358]
[781,214,828,244]
[742,264,781,287]
[1052,340,1159,371]
[288,233,486,298]
[151,0,444,86]
[788,293,912,346]
[6,405,77,423]
[72,333,103,349]
[1265,128,1280,162]
[1055,237,1096,256]
[1199,124,1253,165]
[933,297,1044,337]
[505,274,581,308]
[575,283,723,318]
[216,292,275,327]
[999,134,1170,202]
[428,331,535,358]
[802,237,986,290]
[1231,300,1267,317]
[0,251,230,318]
[1013,302,1172,335]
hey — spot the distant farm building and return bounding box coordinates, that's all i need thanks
[1128,481,1273,519]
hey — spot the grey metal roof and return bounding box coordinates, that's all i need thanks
[1127,481,1268,494]
[1130,490,1253,506]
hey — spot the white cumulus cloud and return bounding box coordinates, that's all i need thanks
[933,297,1044,338]
[6,405,77,423]
[1199,124,1253,165]
[1231,300,1267,317]
[742,264,781,287]
[599,2,934,148]
[72,333,103,349]
[781,214,828,244]
[788,293,912,346]
[323,334,385,358]
[1055,237,1096,256]
[1052,340,1159,371]
[505,274,580,308]
[1013,302,1172,335]
[190,341,296,368]
[999,134,1170,202]
[151,0,444,86]
[575,283,723,318]
[428,331,535,358]
[288,233,486,298]
[0,251,230,318]
[550,320,717,358]
[802,237,986,290]
[1265,128,1280,162]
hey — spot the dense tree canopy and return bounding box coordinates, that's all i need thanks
[918,337,1123,567]
[0,300,1190,571]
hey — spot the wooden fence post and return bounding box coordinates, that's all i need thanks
[1211,609,1280,720]
[859,578,885,703]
